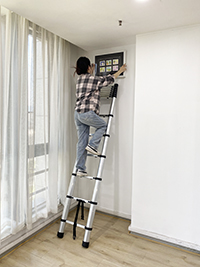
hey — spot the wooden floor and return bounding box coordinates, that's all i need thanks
[0,209,199,267]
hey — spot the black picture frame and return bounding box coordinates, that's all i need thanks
[95,51,125,77]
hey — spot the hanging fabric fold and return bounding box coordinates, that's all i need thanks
[0,5,71,242]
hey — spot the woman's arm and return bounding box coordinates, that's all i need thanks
[113,64,127,79]
[89,63,127,78]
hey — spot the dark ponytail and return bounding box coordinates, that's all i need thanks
[75,57,91,75]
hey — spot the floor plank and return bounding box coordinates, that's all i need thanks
[0,209,199,267]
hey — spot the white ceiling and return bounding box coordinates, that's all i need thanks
[0,0,200,51]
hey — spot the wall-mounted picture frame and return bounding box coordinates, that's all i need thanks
[95,51,126,78]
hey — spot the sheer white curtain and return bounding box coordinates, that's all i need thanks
[0,6,71,241]
[0,7,28,239]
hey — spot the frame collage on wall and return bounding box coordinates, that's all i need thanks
[95,51,125,78]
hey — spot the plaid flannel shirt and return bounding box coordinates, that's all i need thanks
[75,74,115,115]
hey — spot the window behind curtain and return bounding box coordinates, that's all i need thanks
[27,25,49,224]
[0,6,71,245]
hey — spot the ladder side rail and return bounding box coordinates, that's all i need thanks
[101,97,116,156]
[94,95,116,195]
[82,96,117,247]
[57,164,77,237]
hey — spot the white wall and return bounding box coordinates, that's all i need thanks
[79,45,135,219]
[129,25,200,250]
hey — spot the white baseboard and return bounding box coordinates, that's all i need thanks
[128,225,200,252]
[96,206,131,220]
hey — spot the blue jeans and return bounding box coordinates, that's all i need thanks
[74,110,107,171]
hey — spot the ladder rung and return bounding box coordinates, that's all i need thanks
[67,195,97,205]
[66,220,85,229]
[99,114,109,117]
[80,176,102,181]
[87,153,98,158]
[99,114,113,117]
[87,153,106,159]
[80,175,95,180]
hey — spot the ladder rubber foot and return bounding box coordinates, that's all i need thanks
[82,241,89,248]
[57,232,64,238]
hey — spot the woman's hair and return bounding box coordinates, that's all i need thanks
[75,57,91,75]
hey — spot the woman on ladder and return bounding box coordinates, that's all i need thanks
[74,56,127,176]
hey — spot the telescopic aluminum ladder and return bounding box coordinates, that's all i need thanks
[57,83,118,248]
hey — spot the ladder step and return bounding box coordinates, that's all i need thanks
[80,175,94,180]
[66,220,85,229]
[87,153,98,158]
[89,133,110,137]
[67,195,97,205]
[87,153,106,159]
[62,220,93,231]
[79,176,102,181]
[99,114,114,117]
